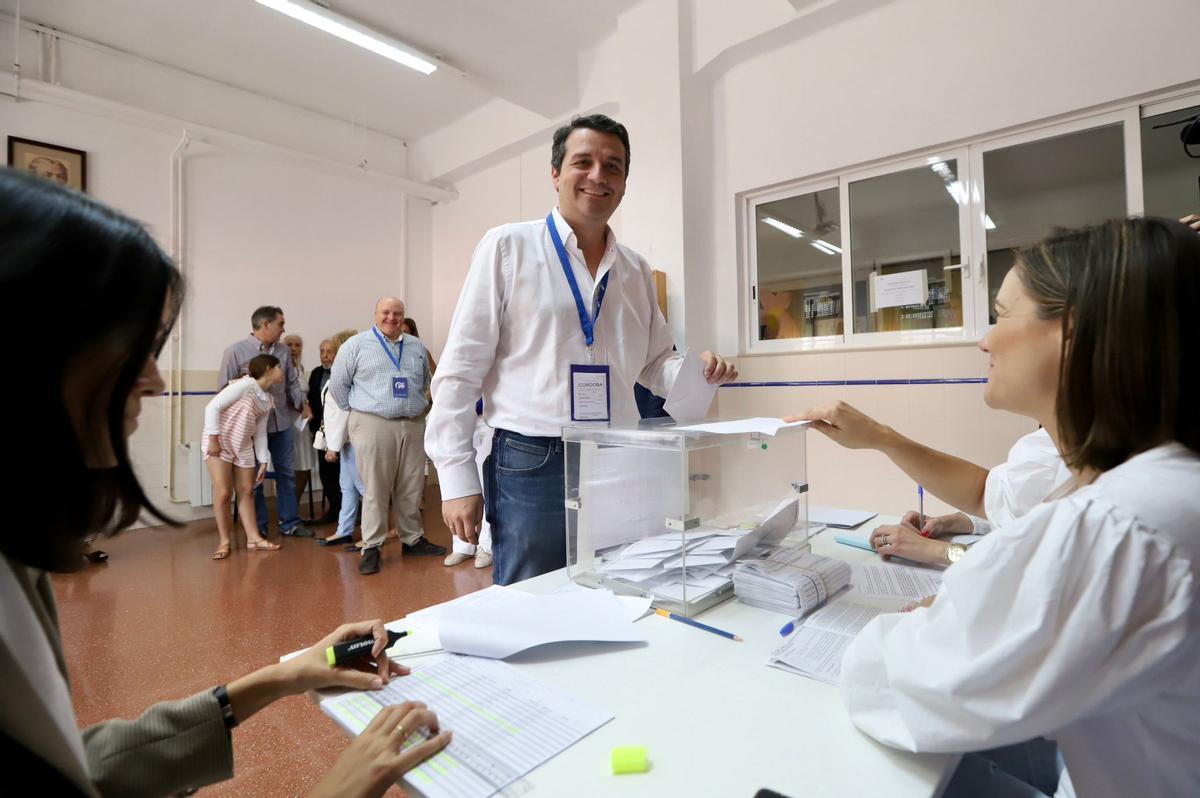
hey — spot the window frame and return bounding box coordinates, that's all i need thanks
[740,84,1200,355]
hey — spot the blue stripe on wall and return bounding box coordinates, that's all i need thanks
[720,378,986,388]
[162,377,987,398]
[159,376,984,396]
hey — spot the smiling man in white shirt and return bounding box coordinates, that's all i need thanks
[426,114,738,585]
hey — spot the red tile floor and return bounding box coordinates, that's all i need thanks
[52,486,491,796]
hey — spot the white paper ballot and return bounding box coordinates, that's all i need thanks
[322,655,613,798]
[731,496,800,561]
[675,417,811,436]
[438,588,646,658]
[768,599,884,684]
[848,562,943,600]
[808,505,878,528]
[663,348,718,422]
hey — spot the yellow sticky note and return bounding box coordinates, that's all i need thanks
[611,746,648,774]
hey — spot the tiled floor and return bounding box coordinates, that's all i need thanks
[52,486,491,796]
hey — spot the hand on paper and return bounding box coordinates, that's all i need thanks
[700,350,739,384]
[324,449,339,463]
[280,620,411,693]
[785,401,891,450]
[442,494,483,544]
[254,463,267,487]
[308,702,451,798]
[900,510,973,537]
[900,594,938,612]
[870,521,949,565]
[302,401,314,421]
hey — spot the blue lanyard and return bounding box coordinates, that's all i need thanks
[547,212,610,348]
[372,327,405,370]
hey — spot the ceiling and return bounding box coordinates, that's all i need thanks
[3,0,642,141]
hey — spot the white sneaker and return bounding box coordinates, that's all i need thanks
[474,550,493,569]
[443,552,471,567]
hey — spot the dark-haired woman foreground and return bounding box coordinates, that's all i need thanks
[0,168,449,797]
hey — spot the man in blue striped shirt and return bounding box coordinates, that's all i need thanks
[329,297,446,575]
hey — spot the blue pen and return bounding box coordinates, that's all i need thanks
[918,484,926,534]
[655,608,742,641]
[779,617,803,637]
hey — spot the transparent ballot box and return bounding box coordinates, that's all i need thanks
[564,419,809,618]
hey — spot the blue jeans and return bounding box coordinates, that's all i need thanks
[254,429,301,533]
[944,738,1062,798]
[484,430,566,586]
[336,443,367,540]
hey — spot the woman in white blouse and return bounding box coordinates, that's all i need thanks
[835,214,1200,792]
[803,217,1200,797]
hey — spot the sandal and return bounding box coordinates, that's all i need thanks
[246,539,281,552]
[211,543,231,560]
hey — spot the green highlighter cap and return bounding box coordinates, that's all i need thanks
[611,746,648,774]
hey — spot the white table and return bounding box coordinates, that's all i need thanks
[312,519,958,798]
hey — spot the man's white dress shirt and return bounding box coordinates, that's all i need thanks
[426,207,682,500]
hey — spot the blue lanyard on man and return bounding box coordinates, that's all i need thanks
[548,211,612,422]
[373,327,409,399]
[547,212,610,354]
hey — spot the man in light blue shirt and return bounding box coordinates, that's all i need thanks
[329,297,446,575]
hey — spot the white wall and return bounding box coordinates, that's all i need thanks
[409,0,1200,517]
[1,19,418,520]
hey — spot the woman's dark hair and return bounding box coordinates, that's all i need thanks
[0,168,184,571]
[247,354,280,379]
[402,317,421,338]
[1017,216,1200,473]
[551,114,631,177]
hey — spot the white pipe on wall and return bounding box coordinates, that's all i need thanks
[10,0,20,100]
[166,129,191,503]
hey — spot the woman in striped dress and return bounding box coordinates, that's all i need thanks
[203,354,284,559]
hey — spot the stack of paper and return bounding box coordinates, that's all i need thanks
[405,585,649,659]
[767,599,883,685]
[732,548,851,615]
[592,496,801,604]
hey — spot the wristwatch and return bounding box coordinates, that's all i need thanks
[944,542,968,566]
[212,684,238,729]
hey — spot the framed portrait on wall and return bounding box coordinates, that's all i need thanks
[7,136,88,192]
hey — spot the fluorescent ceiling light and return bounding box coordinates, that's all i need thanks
[944,180,968,205]
[761,217,803,238]
[984,214,997,230]
[810,240,840,255]
[255,0,438,75]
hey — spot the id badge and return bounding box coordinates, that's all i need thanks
[570,364,610,422]
[392,376,409,398]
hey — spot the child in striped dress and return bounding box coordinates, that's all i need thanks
[203,354,284,559]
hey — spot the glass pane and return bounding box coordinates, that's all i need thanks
[754,187,843,340]
[1142,103,1200,221]
[849,161,963,334]
[982,124,1125,322]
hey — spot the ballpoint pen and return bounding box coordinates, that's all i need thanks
[655,608,742,641]
[918,484,927,536]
